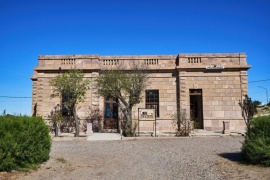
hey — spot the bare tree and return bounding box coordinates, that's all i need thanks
[95,62,148,136]
[50,69,89,137]
[239,94,255,129]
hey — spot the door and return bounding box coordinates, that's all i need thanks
[104,97,118,129]
[190,89,203,129]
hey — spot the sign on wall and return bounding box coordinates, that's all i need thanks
[139,109,155,121]
[138,108,157,137]
[206,65,225,69]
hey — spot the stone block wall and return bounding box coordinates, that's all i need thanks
[132,72,178,132]
[32,72,96,121]
[177,53,250,131]
[31,53,250,132]
[33,74,60,120]
[181,71,247,131]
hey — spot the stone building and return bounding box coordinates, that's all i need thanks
[31,53,250,133]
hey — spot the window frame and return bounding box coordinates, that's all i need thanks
[145,89,159,117]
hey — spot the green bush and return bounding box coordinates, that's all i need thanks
[241,115,270,166]
[0,116,51,171]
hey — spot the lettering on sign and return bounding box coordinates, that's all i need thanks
[139,109,155,121]
[206,65,225,69]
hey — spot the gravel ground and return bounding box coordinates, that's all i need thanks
[13,136,270,180]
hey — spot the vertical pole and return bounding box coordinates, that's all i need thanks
[267,89,269,104]
[155,109,156,137]
[264,88,268,104]
[138,109,140,137]
[258,86,269,104]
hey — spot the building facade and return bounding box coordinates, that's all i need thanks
[31,53,250,133]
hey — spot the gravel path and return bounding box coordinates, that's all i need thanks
[17,136,268,180]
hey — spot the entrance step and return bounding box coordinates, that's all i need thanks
[190,129,224,136]
[137,132,157,137]
[87,133,121,141]
[99,129,118,133]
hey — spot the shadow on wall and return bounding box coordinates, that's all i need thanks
[84,106,102,132]
[33,103,37,116]
[47,105,103,133]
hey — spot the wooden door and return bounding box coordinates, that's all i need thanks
[104,97,118,129]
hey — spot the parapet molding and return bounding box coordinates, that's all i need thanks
[178,53,246,58]
[32,53,251,78]
[177,53,250,70]
[38,54,99,59]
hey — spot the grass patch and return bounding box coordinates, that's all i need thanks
[56,157,67,163]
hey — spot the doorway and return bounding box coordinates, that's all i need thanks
[104,97,118,129]
[190,89,203,129]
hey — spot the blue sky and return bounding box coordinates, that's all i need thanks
[0,0,269,115]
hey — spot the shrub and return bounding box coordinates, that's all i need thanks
[0,116,51,171]
[241,115,270,166]
[262,106,269,111]
[171,110,192,136]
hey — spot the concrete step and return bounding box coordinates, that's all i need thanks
[87,133,121,141]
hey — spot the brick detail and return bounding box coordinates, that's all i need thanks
[240,71,248,97]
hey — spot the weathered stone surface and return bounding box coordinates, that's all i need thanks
[31,53,251,132]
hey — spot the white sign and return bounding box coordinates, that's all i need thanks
[206,65,225,69]
[139,109,155,121]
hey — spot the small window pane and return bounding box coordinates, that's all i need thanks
[105,103,110,118]
[145,90,159,117]
[113,103,118,118]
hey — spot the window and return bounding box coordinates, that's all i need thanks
[145,90,159,117]
[61,94,73,116]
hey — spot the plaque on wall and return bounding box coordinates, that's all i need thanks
[139,109,155,121]
[206,65,225,69]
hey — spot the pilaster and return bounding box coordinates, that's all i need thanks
[179,71,189,116]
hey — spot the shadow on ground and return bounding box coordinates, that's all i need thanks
[218,152,242,162]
